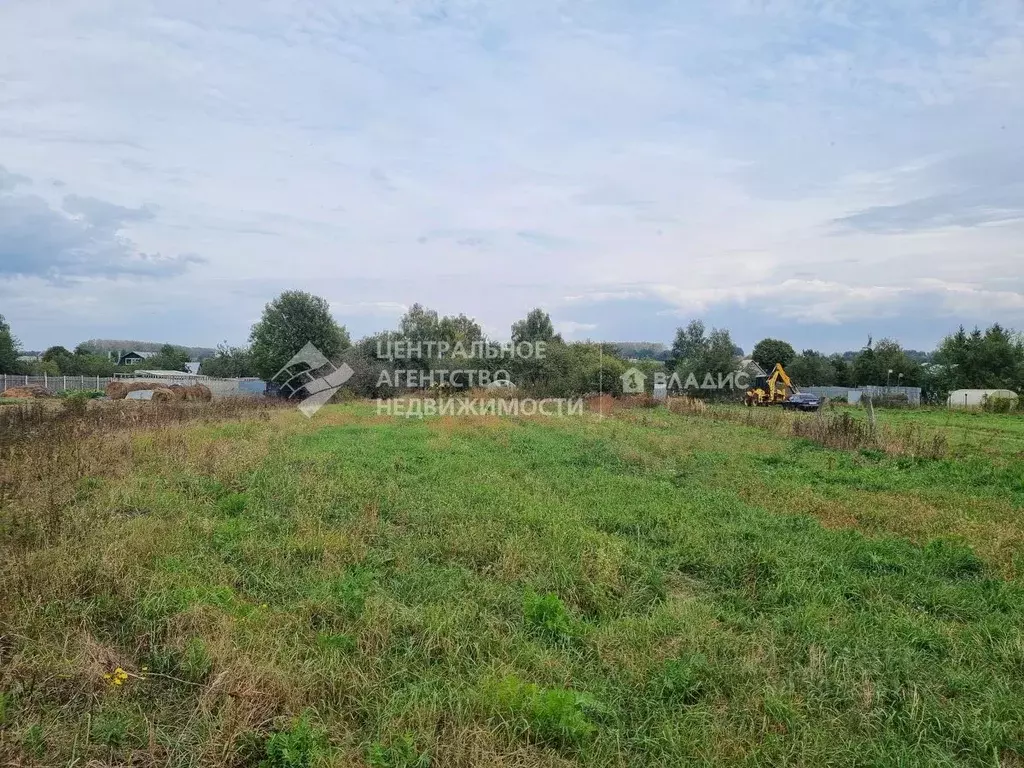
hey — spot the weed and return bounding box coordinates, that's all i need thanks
[523,591,575,643]
[260,714,326,768]
[652,653,712,705]
[367,733,431,768]
[486,676,597,748]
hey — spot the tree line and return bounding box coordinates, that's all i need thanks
[0,318,195,378]
[3,295,1022,402]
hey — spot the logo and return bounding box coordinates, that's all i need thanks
[621,367,646,394]
[273,342,354,418]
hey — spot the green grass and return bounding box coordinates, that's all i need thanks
[1,403,1023,766]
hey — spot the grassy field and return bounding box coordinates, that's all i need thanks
[1,400,1023,766]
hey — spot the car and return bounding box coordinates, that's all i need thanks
[782,392,822,411]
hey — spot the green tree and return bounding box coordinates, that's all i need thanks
[934,324,1024,391]
[250,291,351,380]
[438,313,483,347]
[787,350,835,386]
[44,346,72,374]
[0,315,22,374]
[828,354,853,387]
[670,320,740,399]
[138,344,191,372]
[399,303,440,343]
[872,338,921,386]
[511,309,559,344]
[751,338,795,371]
[200,344,256,378]
[670,320,706,366]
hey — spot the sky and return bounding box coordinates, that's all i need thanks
[1,0,1022,354]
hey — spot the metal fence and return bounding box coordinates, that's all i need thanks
[2,374,113,393]
[2,374,266,399]
[802,385,922,406]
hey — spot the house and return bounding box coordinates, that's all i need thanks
[184,361,201,375]
[117,350,157,366]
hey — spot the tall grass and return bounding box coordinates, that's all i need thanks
[1,402,1021,766]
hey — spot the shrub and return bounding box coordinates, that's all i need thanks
[523,591,575,642]
[61,391,91,416]
[260,714,325,768]
[486,676,597,748]
[366,733,430,768]
[982,396,1018,413]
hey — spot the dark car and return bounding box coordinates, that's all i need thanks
[783,392,822,412]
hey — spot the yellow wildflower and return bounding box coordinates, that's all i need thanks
[104,667,130,687]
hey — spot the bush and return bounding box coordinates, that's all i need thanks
[486,676,598,748]
[366,733,430,768]
[60,391,91,416]
[982,396,1018,413]
[523,591,575,643]
[260,714,325,768]
[58,389,105,399]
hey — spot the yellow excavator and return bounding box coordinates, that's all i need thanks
[744,363,797,406]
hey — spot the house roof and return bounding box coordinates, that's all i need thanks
[120,350,157,359]
[133,370,202,377]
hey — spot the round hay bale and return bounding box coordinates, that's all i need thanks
[165,384,188,401]
[188,384,213,402]
[105,381,129,400]
[151,387,175,403]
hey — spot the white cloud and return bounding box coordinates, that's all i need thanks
[0,1,1022,349]
[555,320,598,339]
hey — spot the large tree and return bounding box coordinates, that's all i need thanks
[399,303,440,343]
[933,324,1024,391]
[250,291,350,380]
[200,344,257,378]
[751,338,795,371]
[511,308,558,344]
[852,337,920,386]
[670,319,740,398]
[0,315,21,374]
[670,320,706,365]
[787,349,835,386]
[145,344,191,372]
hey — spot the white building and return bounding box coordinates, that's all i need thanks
[946,389,1019,408]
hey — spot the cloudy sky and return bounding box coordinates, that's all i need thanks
[1,1,1021,353]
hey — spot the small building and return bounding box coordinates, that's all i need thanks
[117,350,157,366]
[184,361,201,375]
[946,389,1019,408]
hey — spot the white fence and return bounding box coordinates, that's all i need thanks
[2,374,265,399]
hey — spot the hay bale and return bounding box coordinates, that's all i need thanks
[1,385,54,399]
[151,388,175,403]
[174,384,212,402]
[105,381,129,400]
[106,381,174,400]
[165,384,188,401]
